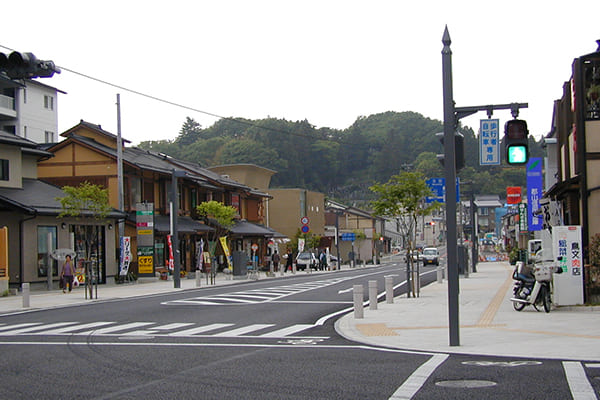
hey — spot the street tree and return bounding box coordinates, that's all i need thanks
[370,171,440,297]
[56,181,112,295]
[195,200,237,270]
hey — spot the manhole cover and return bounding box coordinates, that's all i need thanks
[436,380,497,388]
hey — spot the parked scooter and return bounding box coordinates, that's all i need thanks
[510,260,562,313]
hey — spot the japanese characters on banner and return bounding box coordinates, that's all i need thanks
[119,236,131,276]
[298,238,305,253]
[552,226,584,305]
[526,158,543,231]
[479,119,500,165]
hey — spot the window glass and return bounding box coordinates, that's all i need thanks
[37,226,57,277]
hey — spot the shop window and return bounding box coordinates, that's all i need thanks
[37,226,57,277]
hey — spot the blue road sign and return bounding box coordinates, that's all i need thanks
[341,232,356,241]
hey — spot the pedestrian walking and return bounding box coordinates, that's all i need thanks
[319,250,327,271]
[60,255,75,293]
[272,251,280,272]
[285,249,293,272]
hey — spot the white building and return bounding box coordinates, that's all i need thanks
[0,77,64,144]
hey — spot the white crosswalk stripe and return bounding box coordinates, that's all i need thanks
[162,276,356,306]
[0,321,323,339]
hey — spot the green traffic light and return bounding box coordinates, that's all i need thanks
[507,145,528,164]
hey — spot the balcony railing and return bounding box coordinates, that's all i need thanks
[0,94,15,110]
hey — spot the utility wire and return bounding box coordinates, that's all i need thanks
[1,43,359,145]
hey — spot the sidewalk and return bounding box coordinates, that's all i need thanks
[336,261,600,361]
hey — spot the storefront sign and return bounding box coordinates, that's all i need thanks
[552,226,584,305]
[506,187,521,205]
[136,203,154,276]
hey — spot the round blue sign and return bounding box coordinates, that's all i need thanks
[301,225,310,233]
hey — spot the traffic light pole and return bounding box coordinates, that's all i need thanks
[441,27,527,347]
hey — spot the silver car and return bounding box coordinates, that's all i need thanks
[295,252,317,271]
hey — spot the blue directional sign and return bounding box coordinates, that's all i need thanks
[341,232,356,241]
[426,178,460,203]
[527,158,543,231]
[426,178,445,203]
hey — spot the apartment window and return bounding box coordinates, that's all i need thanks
[44,131,54,143]
[0,159,8,181]
[44,95,54,110]
[23,88,26,104]
[23,126,27,139]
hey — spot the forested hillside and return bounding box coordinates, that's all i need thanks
[138,111,544,205]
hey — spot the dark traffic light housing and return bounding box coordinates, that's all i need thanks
[0,51,60,80]
[504,119,529,164]
[436,131,465,171]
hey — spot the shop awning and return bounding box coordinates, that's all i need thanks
[153,215,214,233]
[229,220,278,237]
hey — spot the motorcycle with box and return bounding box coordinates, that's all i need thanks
[510,260,562,313]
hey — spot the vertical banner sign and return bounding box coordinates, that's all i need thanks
[552,226,584,305]
[518,203,528,233]
[526,158,543,231]
[167,235,174,271]
[119,236,131,276]
[298,238,305,253]
[219,236,232,270]
[479,119,500,165]
[136,203,155,277]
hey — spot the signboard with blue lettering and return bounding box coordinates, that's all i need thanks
[526,158,543,231]
[479,119,500,165]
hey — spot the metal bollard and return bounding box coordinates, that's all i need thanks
[385,276,394,304]
[369,280,378,310]
[196,270,202,287]
[437,266,443,283]
[353,284,364,319]
[22,283,30,308]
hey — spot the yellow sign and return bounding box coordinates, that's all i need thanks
[219,236,232,270]
[138,229,153,235]
[138,255,154,274]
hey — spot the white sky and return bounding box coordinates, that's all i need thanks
[2,1,599,145]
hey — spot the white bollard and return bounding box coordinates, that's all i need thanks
[437,266,443,283]
[369,280,378,310]
[385,276,394,304]
[196,270,201,287]
[353,284,364,319]
[22,283,30,308]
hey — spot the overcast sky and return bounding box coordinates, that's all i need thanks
[2,1,599,145]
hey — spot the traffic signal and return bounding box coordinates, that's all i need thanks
[0,51,60,80]
[504,119,529,165]
[436,131,465,171]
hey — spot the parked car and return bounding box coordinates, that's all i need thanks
[422,247,439,266]
[295,252,317,270]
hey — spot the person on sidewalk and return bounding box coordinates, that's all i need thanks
[285,249,294,272]
[272,251,280,272]
[60,255,75,293]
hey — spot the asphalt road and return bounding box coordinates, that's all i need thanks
[1,262,598,399]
